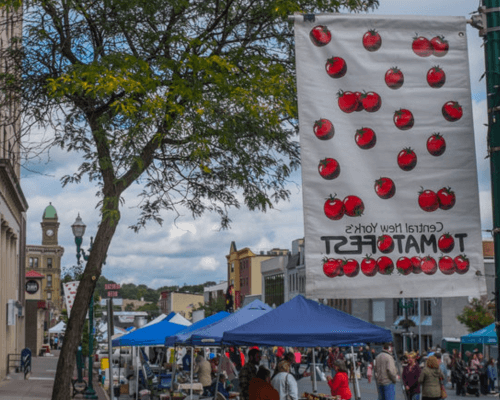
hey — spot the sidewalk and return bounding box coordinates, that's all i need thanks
[0,349,109,400]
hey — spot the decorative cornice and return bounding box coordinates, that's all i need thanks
[0,159,28,212]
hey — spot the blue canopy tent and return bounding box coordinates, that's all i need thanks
[461,323,498,345]
[222,295,393,347]
[188,299,272,346]
[112,319,186,347]
[164,311,230,347]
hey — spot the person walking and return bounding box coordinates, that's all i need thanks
[374,343,398,400]
[402,352,421,400]
[293,349,302,379]
[487,358,497,394]
[240,348,261,400]
[418,356,444,400]
[271,360,298,400]
[194,354,213,396]
[326,360,352,400]
[453,352,467,396]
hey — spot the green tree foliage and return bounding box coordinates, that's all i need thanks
[193,295,226,316]
[457,298,495,333]
[0,1,379,398]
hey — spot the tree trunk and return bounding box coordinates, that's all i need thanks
[51,209,120,400]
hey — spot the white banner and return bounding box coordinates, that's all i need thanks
[63,281,79,318]
[295,14,487,298]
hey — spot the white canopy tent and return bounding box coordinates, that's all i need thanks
[48,321,66,334]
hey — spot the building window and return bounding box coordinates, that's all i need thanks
[34,258,39,268]
[372,300,386,322]
[264,274,284,307]
[29,257,33,268]
[396,298,418,316]
[47,258,53,268]
[324,298,352,314]
[423,299,432,316]
[47,291,52,300]
[47,275,52,287]
[231,262,234,272]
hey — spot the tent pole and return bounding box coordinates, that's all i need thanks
[190,346,194,399]
[391,333,408,400]
[214,346,224,400]
[171,346,178,389]
[312,348,317,393]
[136,353,140,400]
[350,346,361,400]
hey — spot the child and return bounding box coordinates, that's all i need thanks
[367,363,373,384]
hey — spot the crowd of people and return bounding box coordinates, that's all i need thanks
[401,347,498,399]
[182,343,498,400]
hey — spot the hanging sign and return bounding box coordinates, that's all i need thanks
[63,281,79,318]
[26,280,39,294]
[294,14,487,299]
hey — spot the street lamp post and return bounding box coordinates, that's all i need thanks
[71,214,98,400]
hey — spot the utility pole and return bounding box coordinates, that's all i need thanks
[477,0,500,348]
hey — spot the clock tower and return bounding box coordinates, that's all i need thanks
[41,203,59,245]
[26,203,65,326]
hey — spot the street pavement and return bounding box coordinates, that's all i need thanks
[0,349,109,400]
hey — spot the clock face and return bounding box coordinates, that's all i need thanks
[46,229,54,237]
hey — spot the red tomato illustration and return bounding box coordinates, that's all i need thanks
[421,256,437,275]
[374,177,395,200]
[361,91,382,112]
[377,256,394,275]
[437,187,456,210]
[337,90,359,113]
[397,148,417,171]
[363,30,382,52]
[427,133,446,156]
[438,233,455,253]
[377,235,394,254]
[325,57,347,79]
[324,195,344,220]
[412,35,432,57]
[396,257,413,275]
[411,256,422,274]
[427,66,446,88]
[353,91,364,112]
[355,127,376,150]
[318,158,340,180]
[385,67,404,89]
[454,255,470,275]
[442,101,463,122]
[361,255,378,277]
[323,258,343,277]
[343,195,364,217]
[418,189,439,212]
[342,259,360,277]
[439,256,456,275]
[313,119,334,140]
[394,109,414,130]
[431,35,449,57]
[310,25,332,47]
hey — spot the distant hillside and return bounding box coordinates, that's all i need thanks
[94,276,217,301]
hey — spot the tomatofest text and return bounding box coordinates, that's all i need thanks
[295,14,487,298]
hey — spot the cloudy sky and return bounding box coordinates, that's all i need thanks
[21,0,490,290]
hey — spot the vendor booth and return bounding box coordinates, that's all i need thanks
[222,295,393,347]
